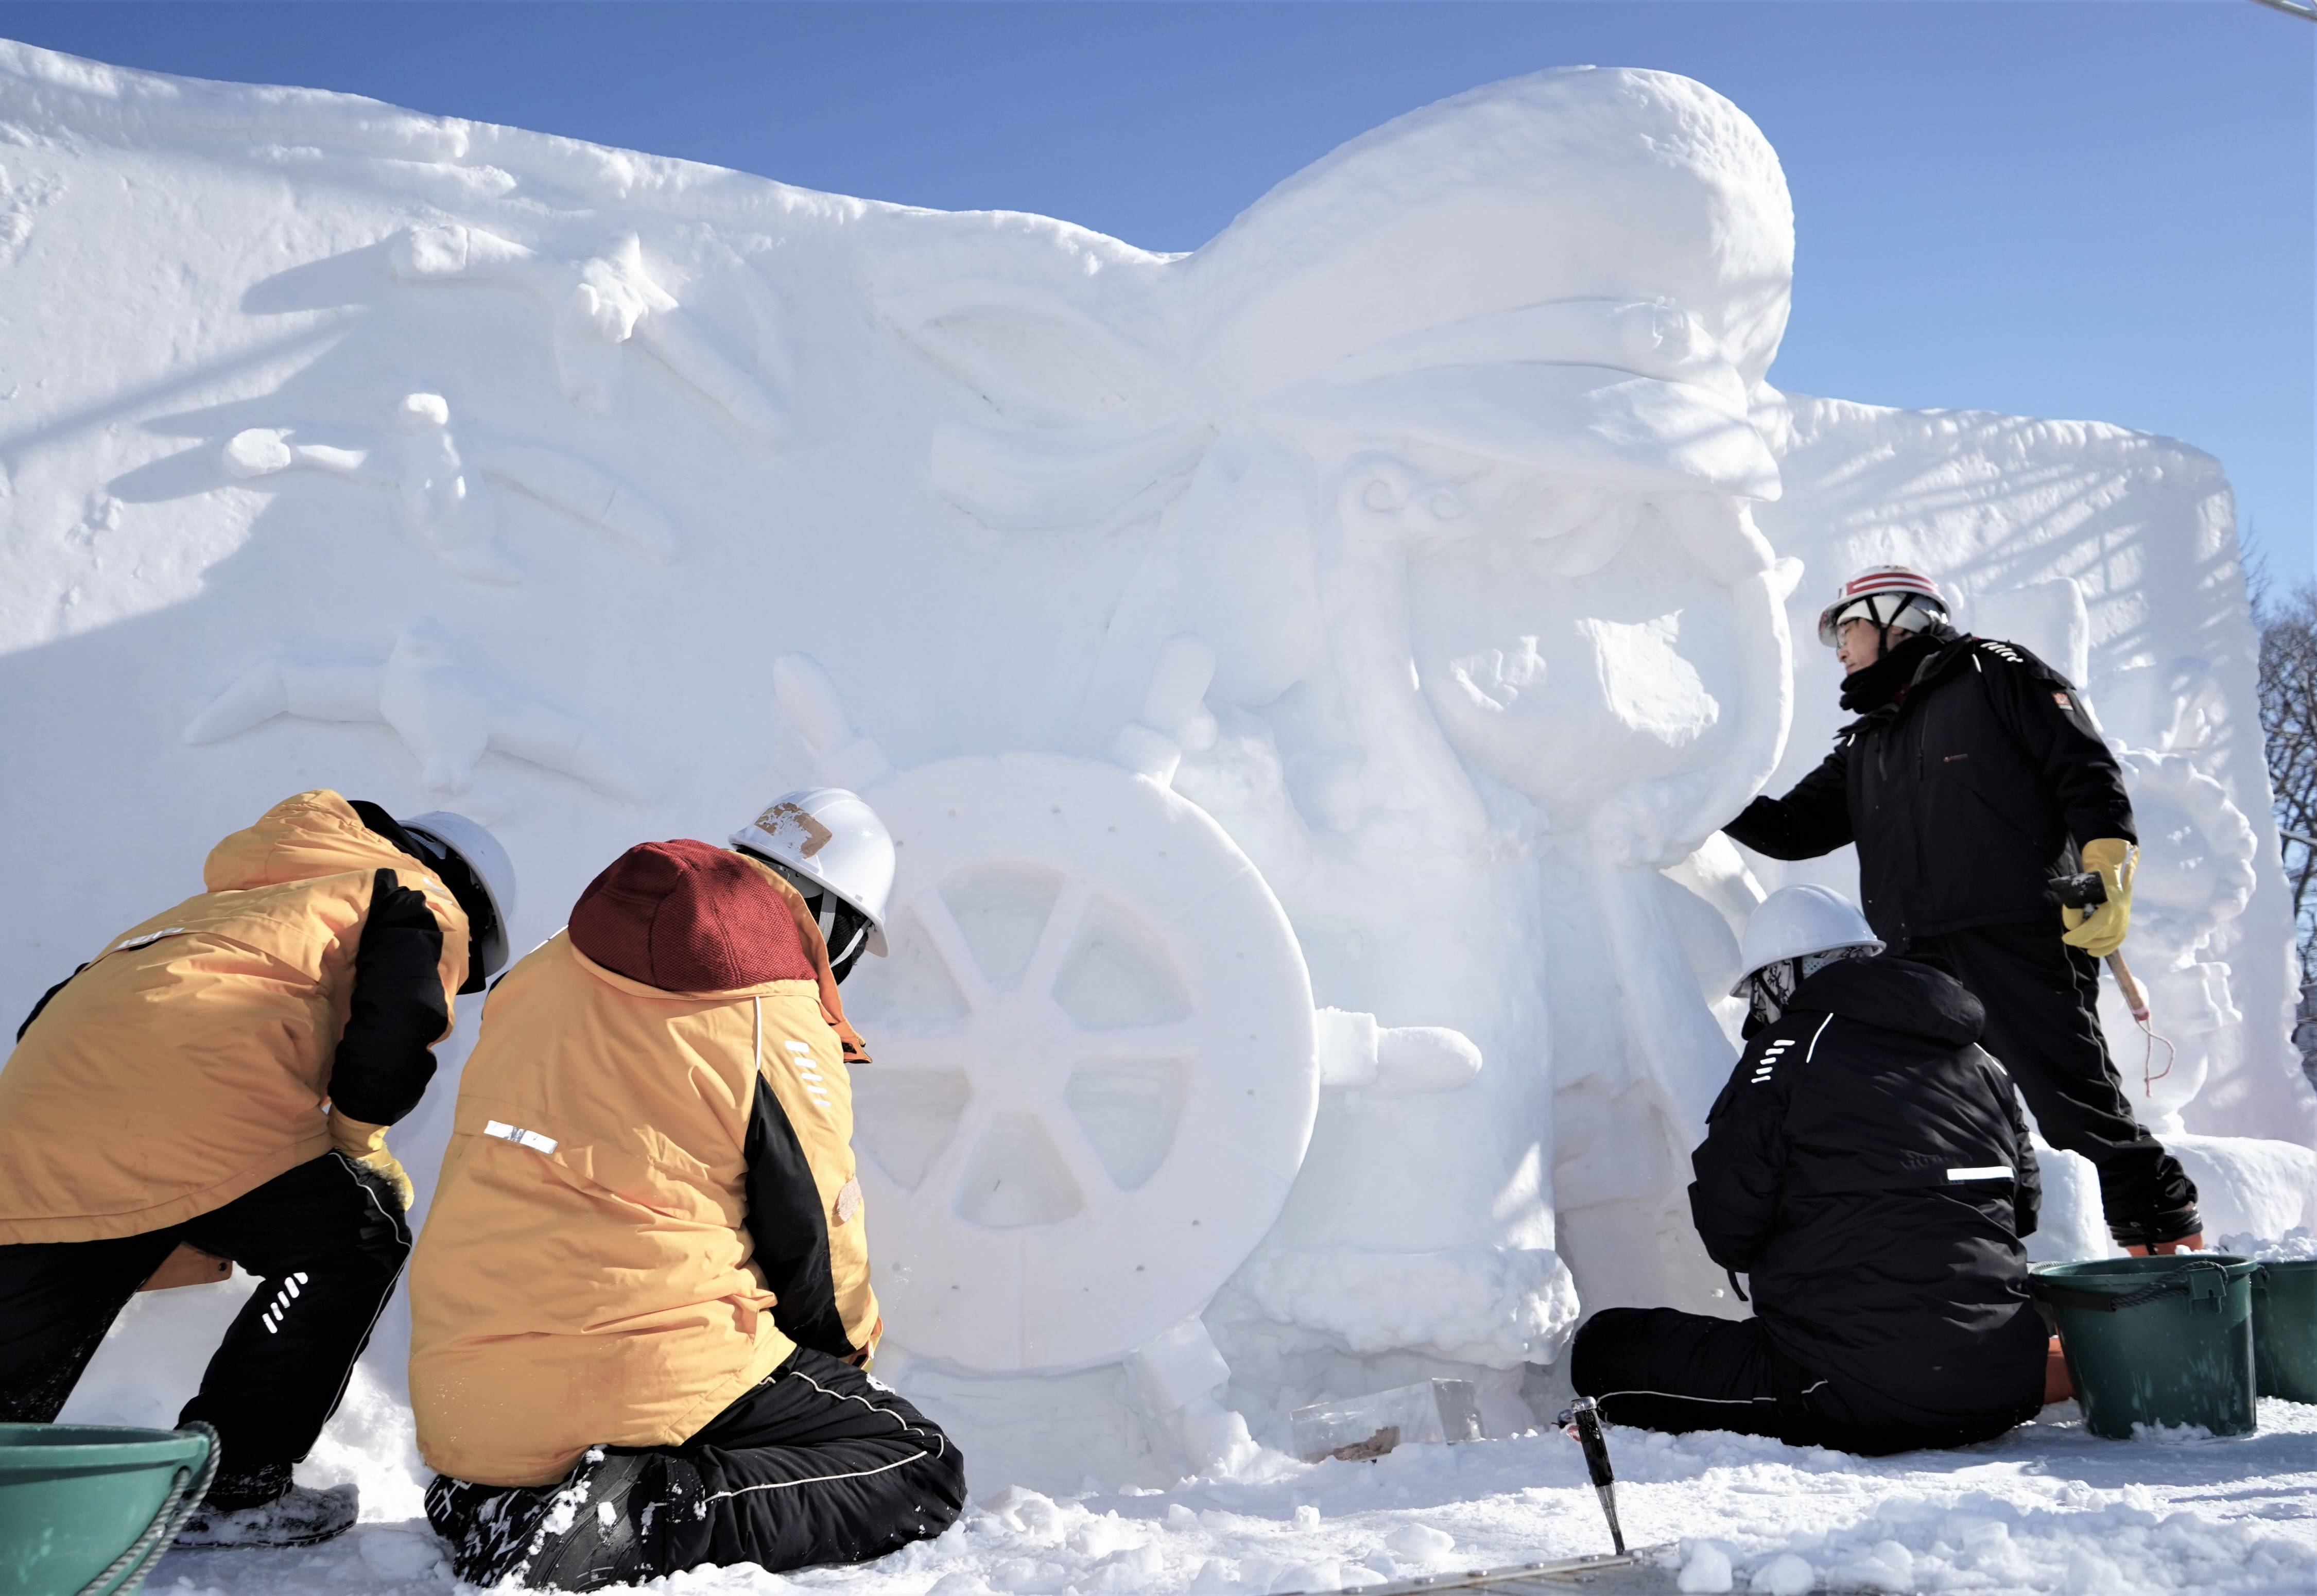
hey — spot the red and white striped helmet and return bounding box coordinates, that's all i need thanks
[1815,565,1949,647]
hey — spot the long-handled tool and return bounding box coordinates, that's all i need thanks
[2051,870,2175,1094]
[1555,1397,1624,1555]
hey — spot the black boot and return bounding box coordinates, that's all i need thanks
[176,1472,358,1550]
[428,1448,667,1591]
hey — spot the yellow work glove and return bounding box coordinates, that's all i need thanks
[327,1109,414,1210]
[2061,837,2135,958]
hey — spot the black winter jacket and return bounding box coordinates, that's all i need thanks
[1688,956,2048,1427]
[1725,633,2135,946]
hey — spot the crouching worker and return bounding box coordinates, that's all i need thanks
[0,790,512,1546]
[1570,886,2048,1456]
[412,800,964,1591]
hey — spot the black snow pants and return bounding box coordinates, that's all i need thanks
[1907,923,2199,1245]
[0,1153,409,1506]
[1569,1308,2034,1457]
[427,1345,966,1581]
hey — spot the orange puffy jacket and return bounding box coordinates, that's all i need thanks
[0,790,469,1243]
[409,843,879,1488]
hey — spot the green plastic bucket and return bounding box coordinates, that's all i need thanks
[0,1422,216,1596]
[2032,1256,2259,1439]
[2253,1260,2317,1402]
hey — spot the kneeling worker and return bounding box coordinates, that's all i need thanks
[1570,886,2047,1455]
[412,788,964,1590]
[0,790,512,1546]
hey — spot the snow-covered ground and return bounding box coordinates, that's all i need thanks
[146,1397,2317,1595]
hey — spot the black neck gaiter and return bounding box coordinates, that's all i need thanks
[1838,630,1944,715]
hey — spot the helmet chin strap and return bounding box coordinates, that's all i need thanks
[738,845,869,982]
[1740,944,1879,1038]
[1740,958,1799,1039]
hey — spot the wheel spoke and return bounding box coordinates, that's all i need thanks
[920,1098,995,1208]
[1066,1021,1201,1058]
[1042,1103,1120,1204]
[1023,877,1096,999]
[907,890,995,1012]
[862,1026,980,1074]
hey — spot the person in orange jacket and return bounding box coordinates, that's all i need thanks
[412,819,963,1591]
[0,790,513,1549]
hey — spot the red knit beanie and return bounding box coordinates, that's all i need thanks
[568,839,814,993]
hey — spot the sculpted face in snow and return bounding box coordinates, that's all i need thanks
[876,65,1802,1355]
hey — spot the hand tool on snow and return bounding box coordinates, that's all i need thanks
[1556,1396,1625,1555]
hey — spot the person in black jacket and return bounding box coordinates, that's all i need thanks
[1568,887,2048,1455]
[1723,565,2199,1253]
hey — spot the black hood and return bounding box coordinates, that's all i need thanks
[1785,955,1983,1048]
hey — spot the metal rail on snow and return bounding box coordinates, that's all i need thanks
[1279,1543,1685,1595]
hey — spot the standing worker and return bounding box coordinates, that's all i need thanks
[1725,566,2200,1254]
[0,790,513,1547]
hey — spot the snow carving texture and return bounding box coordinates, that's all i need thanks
[1750,396,2313,1150]
[873,65,1801,1330]
[185,618,646,807]
[221,391,677,581]
[841,752,1318,1374]
[0,158,60,266]
[391,224,787,439]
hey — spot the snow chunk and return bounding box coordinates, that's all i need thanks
[1677,1540,1735,1593]
[1383,1523,1455,1564]
[1748,1552,1815,1595]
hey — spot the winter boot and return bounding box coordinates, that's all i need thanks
[429,1448,667,1591]
[175,1481,359,1549]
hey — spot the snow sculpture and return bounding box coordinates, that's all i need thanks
[390,224,787,440]
[2098,749,2259,1129]
[775,651,1502,1469]
[220,391,677,582]
[873,67,1799,1331]
[4,39,2309,1498]
[184,618,646,808]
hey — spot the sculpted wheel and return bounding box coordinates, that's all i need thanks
[841,753,1318,1373]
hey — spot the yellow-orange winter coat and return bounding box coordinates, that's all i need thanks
[409,842,879,1488]
[0,791,469,1243]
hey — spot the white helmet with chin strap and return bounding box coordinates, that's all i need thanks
[1733,886,1885,993]
[731,787,894,979]
[398,810,517,994]
[1817,564,1950,648]
[1732,885,1885,1035]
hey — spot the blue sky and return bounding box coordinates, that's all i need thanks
[3,1,2309,583]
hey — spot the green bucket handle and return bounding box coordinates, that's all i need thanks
[2031,1257,2239,1316]
[73,1421,218,1596]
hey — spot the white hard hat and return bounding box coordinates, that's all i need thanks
[1816,564,1949,647]
[731,787,894,957]
[399,809,517,991]
[1731,885,1884,996]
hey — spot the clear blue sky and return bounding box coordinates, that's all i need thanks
[3,1,2310,583]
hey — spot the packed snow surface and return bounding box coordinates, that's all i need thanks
[139,1399,2317,1593]
[1,33,2313,1596]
